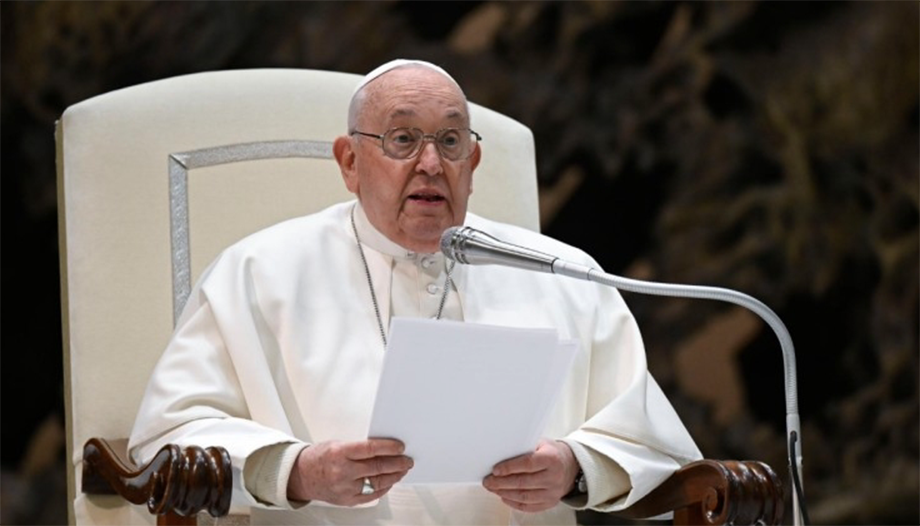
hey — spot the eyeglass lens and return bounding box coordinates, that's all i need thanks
[383,128,476,160]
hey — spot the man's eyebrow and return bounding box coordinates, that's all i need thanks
[387,108,467,121]
[389,108,417,119]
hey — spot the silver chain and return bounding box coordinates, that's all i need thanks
[350,204,454,348]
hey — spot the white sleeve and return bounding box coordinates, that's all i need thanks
[564,286,703,512]
[244,442,310,508]
[127,268,308,511]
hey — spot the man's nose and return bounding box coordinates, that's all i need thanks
[415,140,443,175]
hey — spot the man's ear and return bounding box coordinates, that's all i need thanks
[333,136,359,194]
[468,141,482,193]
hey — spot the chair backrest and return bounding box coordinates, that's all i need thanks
[57,68,539,524]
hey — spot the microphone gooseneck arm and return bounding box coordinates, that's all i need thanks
[441,226,807,526]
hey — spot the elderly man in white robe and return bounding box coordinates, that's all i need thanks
[128,59,702,526]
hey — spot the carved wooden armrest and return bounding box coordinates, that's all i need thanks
[614,459,785,525]
[82,437,232,525]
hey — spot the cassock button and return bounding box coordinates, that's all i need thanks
[421,256,435,269]
[426,283,439,295]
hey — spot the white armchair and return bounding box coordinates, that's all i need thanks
[57,68,782,525]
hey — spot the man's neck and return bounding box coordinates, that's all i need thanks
[352,201,427,258]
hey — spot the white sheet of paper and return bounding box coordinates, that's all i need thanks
[367,317,578,484]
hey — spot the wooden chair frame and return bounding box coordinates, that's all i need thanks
[81,438,783,525]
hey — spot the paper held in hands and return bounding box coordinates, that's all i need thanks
[367,317,578,484]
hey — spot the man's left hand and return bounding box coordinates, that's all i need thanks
[482,439,580,513]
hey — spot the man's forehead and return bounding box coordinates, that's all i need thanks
[368,81,470,127]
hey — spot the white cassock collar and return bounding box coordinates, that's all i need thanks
[351,201,418,260]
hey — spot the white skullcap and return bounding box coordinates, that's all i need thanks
[351,58,460,96]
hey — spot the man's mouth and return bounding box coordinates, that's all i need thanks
[408,192,445,203]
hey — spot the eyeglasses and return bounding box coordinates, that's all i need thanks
[351,127,481,161]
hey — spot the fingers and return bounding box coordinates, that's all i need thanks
[490,439,562,477]
[347,438,406,460]
[484,473,561,513]
[483,473,563,513]
[359,470,410,496]
[325,439,414,490]
[483,471,548,491]
[498,489,554,507]
[491,453,544,478]
[482,439,581,513]
[289,439,413,506]
[357,451,414,478]
[346,448,414,505]
[499,497,558,513]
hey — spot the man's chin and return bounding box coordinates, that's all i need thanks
[399,223,449,253]
[403,236,442,254]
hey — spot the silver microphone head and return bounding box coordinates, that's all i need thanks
[440,226,479,263]
[439,225,557,273]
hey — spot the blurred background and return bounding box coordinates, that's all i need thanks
[1,1,917,524]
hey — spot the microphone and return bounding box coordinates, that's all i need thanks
[439,226,596,280]
[440,225,808,526]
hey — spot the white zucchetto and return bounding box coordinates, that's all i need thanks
[351,59,460,96]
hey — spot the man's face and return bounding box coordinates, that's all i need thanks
[334,67,480,253]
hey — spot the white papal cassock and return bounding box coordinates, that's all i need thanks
[129,200,702,526]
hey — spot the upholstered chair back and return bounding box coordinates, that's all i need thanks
[57,68,538,524]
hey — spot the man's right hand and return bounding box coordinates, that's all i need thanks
[286,439,413,506]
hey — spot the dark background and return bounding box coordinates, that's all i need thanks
[2,1,918,524]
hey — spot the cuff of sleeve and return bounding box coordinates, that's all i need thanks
[559,438,630,510]
[243,442,310,509]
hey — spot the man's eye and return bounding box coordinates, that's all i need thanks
[391,133,415,144]
[439,132,461,147]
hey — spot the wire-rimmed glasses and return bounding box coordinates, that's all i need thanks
[351,127,481,161]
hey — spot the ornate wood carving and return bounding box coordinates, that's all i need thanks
[82,438,782,526]
[616,459,784,525]
[82,437,232,523]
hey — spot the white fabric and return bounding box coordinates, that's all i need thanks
[352,59,460,96]
[58,67,537,453]
[128,200,702,525]
[58,67,540,524]
[351,202,464,324]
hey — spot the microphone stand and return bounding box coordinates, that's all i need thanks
[550,260,807,526]
[441,226,807,524]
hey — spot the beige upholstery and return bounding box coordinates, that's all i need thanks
[57,68,538,525]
